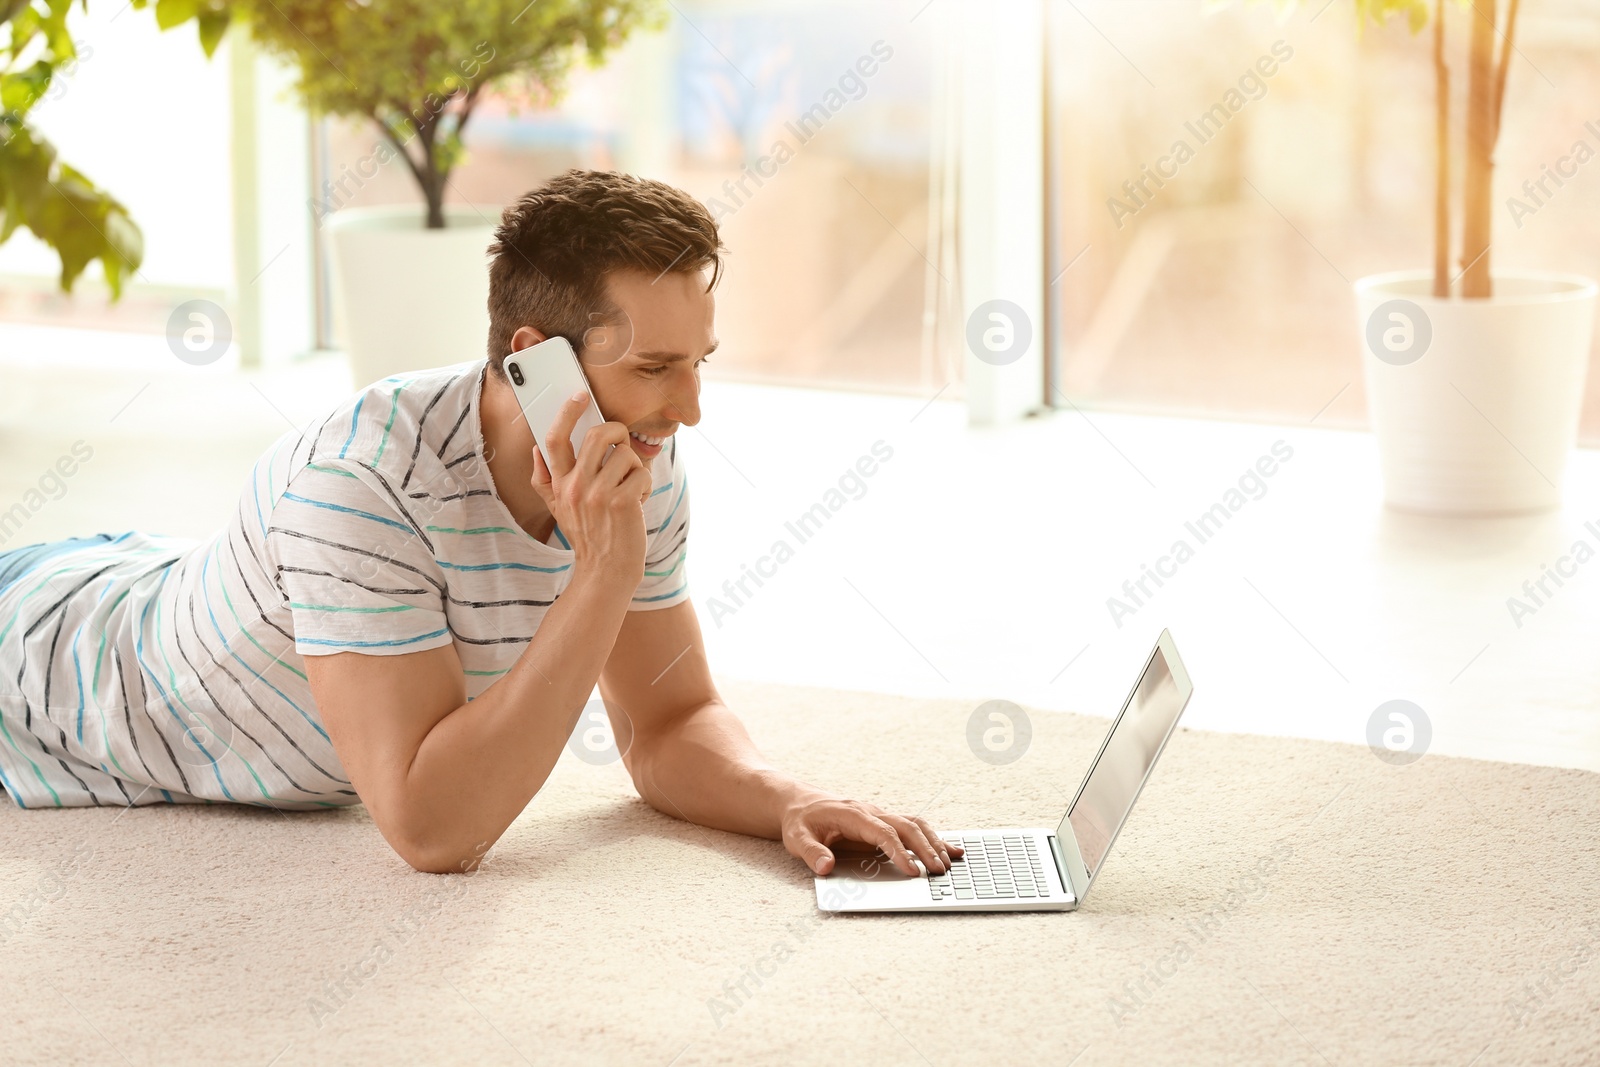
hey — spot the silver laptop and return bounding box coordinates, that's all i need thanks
[815,630,1193,913]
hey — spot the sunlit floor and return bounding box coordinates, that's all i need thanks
[3,323,1598,774]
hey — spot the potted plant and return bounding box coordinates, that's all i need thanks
[3,0,148,298]
[229,0,659,387]
[1342,0,1596,513]
[2,1,224,302]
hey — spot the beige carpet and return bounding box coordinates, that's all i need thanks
[2,677,1597,1066]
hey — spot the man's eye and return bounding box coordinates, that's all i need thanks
[641,358,709,376]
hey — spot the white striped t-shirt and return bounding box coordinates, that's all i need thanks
[0,358,689,810]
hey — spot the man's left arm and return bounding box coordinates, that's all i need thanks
[598,600,961,876]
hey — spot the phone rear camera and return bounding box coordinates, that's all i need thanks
[508,362,524,386]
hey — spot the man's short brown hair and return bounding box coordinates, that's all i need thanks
[485,169,724,374]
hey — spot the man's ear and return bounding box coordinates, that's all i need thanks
[509,325,548,354]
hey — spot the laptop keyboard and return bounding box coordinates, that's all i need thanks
[928,833,1053,900]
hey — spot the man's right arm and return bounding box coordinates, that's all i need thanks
[304,562,636,873]
[305,392,654,873]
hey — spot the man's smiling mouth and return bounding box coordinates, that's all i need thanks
[629,431,672,446]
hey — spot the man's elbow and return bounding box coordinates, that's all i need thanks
[389,822,490,875]
[399,845,468,875]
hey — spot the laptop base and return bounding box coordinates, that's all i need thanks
[814,828,1078,913]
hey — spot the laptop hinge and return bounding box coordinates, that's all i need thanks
[1048,834,1074,900]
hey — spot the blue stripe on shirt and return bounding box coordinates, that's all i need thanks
[0,759,27,808]
[135,594,236,802]
[438,560,570,574]
[0,535,113,594]
[199,555,329,742]
[280,492,411,534]
[297,628,450,649]
[650,480,687,535]
[71,639,86,744]
[338,396,365,459]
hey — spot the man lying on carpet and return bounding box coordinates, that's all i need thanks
[0,169,962,877]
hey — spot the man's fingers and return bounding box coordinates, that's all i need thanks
[887,815,945,874]
[788,825,836,876]
[541,390,589,480]
[795,805,964,880]
[849,814,918,876]
[529,448,555,509]
[623,466,653,506]
[909,815,962,866]
[573,420,633,480]
[598,428,646,485]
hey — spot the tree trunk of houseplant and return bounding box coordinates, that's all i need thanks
[375,84,482,232]
[415,121,447,230]
[1431,0,1450,298]
[1459,0,1495,299]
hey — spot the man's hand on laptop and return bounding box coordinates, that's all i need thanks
[781,790,964,877]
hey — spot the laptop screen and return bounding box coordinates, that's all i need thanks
[1058,639,1190,877]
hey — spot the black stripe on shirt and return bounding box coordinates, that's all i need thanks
[402,380,454,490]
[266,529,446,599]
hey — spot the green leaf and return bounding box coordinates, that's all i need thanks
[0,61,52,116]
[98,202,141,299]
[0,121,144,298]
[0,121,55,209]
[154,0,198,31]
[39,0,75,59]
[103,198,142,263]
[0,0,152,300]
[197,7,229,56]
[9,6,41,54]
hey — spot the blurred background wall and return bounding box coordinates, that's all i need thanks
[3,0,1599,436]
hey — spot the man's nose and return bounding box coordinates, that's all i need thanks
[662,366,702,427]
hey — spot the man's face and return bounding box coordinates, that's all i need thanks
[577,268,715,464]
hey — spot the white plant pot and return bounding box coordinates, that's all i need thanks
[1354,270,1597,515]
[326,204,500,388]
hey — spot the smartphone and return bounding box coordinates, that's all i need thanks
[503,336,613,468]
